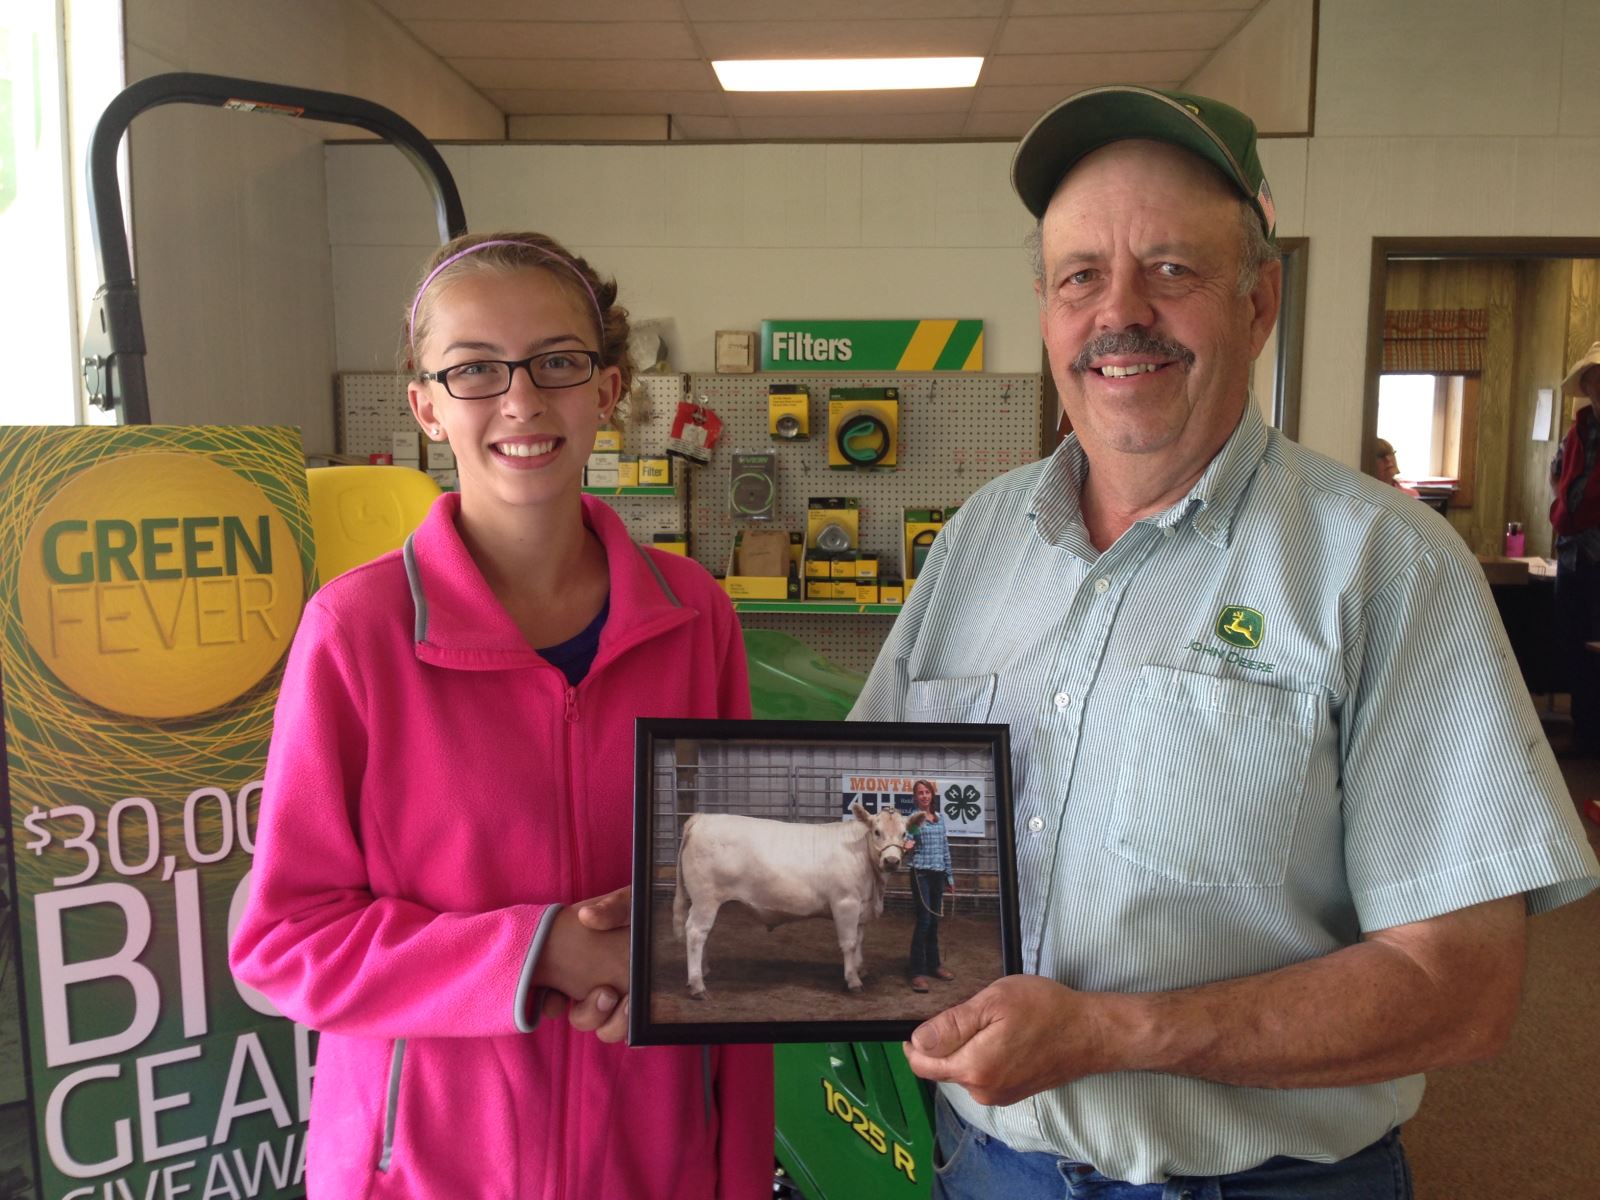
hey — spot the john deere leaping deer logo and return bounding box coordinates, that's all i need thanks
[1215,605,1265,650]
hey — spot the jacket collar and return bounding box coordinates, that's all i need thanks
[406,493,691,671]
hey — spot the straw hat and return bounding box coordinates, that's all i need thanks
[1561,340,1600,397]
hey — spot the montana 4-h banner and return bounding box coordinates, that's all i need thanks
[0,427,314,1200]
[838,773,989,838]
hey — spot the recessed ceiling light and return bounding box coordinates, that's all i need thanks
[712,57,983,93]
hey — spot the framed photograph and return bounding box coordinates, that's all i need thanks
[629,718,1019,1045]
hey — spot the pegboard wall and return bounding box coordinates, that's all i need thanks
[334,369,1043,675]
[681,372,1039,672]
[334,371,690,540]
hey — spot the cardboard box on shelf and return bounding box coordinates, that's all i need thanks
[391,430,421,464]
[722,529,801,600]
[586,450,620,488]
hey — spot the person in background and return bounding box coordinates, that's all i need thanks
[1551,340,1600,756]
[230,232,772,1198]
[904,778,956,993]
[1373,437,1421,497]
[852,85,1599,1199]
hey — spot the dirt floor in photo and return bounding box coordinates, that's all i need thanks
[648,899,999,1027]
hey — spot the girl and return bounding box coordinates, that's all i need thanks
[231,232,773,1198]
[905,778,955,993]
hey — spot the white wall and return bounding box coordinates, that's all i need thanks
[122,0,502,449]
[1185,0,1314,135]
[1273,0,1600,465]
[329,140,1056,377]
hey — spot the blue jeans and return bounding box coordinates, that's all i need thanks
[932,1092,1413,1200]
[911,870,946,976]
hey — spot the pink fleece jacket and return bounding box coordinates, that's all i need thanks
[230,493,773,1199]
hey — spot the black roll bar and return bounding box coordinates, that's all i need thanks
[82,72,468,424]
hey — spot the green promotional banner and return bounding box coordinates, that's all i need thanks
[0,426,315,1200]
[761,320,984,372]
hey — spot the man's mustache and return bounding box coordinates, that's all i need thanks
[1071,332,1196,373]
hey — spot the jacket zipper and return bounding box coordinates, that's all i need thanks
[377,1038,405,1171]
[556,682,581,1200]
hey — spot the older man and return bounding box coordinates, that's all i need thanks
[851,86,1600,1197]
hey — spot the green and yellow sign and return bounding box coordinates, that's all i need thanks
[761,320,984,372]
[0,426,314,1200]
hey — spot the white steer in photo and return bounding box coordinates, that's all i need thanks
[673,801,927,997]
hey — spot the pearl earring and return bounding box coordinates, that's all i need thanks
[430,427,442,438]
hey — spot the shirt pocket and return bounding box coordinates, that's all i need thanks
[906,674,997,723]
[1104,664,1320,888]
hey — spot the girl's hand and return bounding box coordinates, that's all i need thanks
[568,986,629,1043]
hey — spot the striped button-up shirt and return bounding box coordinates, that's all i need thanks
[852,403,1599,1185]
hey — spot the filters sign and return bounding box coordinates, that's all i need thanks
[761,320,984,372]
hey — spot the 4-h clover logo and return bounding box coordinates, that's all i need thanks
[943,784,982,823]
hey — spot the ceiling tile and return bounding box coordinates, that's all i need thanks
[973,81,1185,114]
[406,21,700,60]
[1009,0,1256,13]
[961,111,1038,138]
[981,50,1207,86]
[733,113,968,138]
[450,58,717,91]
[487,90,731,117]
[694,18,995,59]
[374,0,680,19]
[725,89,977,116]
[685,0,1005,17]
[995,11,1251,54]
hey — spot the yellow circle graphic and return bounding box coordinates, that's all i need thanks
[17,453,304,718]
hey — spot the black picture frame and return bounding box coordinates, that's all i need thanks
[629,718,1019,1046]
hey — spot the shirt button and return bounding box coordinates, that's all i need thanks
[1164,526,1175,537]
[1027,815,1045,833]
[1094,577,1110,593]
[1053,692,1070,711]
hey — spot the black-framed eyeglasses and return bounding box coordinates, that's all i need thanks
[419,350,602,399]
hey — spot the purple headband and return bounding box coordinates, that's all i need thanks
[407,238,605,351]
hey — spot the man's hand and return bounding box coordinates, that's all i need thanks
[903,975,1114,1107]
[532,887,634,1043]
[576,885,631,932]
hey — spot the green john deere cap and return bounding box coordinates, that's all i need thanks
[1011,85,1276,240]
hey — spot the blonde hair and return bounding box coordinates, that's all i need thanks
[403,231,636,403]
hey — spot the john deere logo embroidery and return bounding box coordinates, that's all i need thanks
[1215,606,1265,649]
